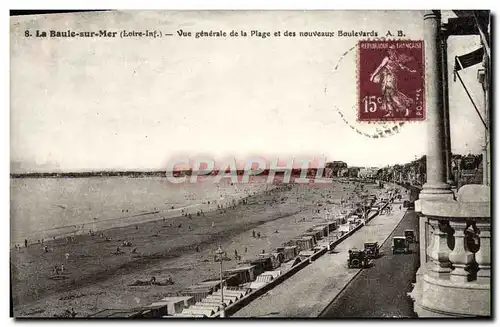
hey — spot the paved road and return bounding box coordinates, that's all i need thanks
[233,188,410,318]
[320,189,420,318]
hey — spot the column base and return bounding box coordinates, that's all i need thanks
[420,182,455,201]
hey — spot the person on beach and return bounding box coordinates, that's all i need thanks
[257,232,261,238]
[245,247,248,253]
[25,239,28,248]
[252,230,256,238]
[65,252,70,260]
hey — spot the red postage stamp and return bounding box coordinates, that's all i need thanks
[358,40,425,122]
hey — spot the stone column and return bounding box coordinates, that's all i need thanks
[448,221,474,283]
[440,29,453,185]
[482,54,490,186]
[426,218,452,276]
[421,10,454,200]
[475,222,491,280]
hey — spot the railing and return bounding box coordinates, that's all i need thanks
[410,185,491,317]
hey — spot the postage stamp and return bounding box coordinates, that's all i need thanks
[358,40,425,122]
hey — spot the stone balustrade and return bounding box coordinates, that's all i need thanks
[410,185,491,317]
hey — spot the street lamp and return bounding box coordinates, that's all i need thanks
[215,245,226,317]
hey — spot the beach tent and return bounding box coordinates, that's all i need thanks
[276,246,298,262]
[172,312,206,318]
[159,296,195,315]
[189,303,221,314]
[300,233,318,244]
[295,237,314,251]
[246,256,274,273]
[313,225,329,238]
[145,302,173,317]
[224,265,256,283]
[197,279,225,291]
[258,253,281,269]
[271,251,285,263]
[181,307,215,316]
[290,238,307,251]
[180,286,213,303]
[204,294,236,305]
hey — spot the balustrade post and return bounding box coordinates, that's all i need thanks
[475,222,491,280]
[448,220,474,283]
[427,218,452,276]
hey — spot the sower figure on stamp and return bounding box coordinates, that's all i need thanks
[369,45,416,118]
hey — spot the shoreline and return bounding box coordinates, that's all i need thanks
[11,178,274,248]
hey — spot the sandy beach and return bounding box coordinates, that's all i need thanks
[11,178,387,317]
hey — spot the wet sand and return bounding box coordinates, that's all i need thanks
[11,179,386,317]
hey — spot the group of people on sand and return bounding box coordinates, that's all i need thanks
[53,264,65,275]
[252,230,261,238]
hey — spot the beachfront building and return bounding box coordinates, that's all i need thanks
[347,167,360,178]
[358,167,378,179]
[325,161,348,178]
[409,10,490,317]
[338,168,349,178]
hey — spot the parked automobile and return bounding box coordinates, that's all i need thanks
[404,230,416,244]
[364,242,380,259]
[392,236,410,254]
[347,249,369,268]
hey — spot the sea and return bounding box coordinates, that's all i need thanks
[10,176,270,247]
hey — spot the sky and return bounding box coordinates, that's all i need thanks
[10,10,487,172]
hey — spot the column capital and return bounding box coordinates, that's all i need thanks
[424,10,441,21]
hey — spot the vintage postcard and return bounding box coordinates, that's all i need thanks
[9,10,491,319]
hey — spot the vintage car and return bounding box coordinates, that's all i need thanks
[404,230,416,244]
[392,236,410,254]
[364,242,380,259]
[347,249,369,268]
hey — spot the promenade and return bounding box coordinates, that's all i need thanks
[233,191,410,318]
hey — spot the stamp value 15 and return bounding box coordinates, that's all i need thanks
[358,40,425,122]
